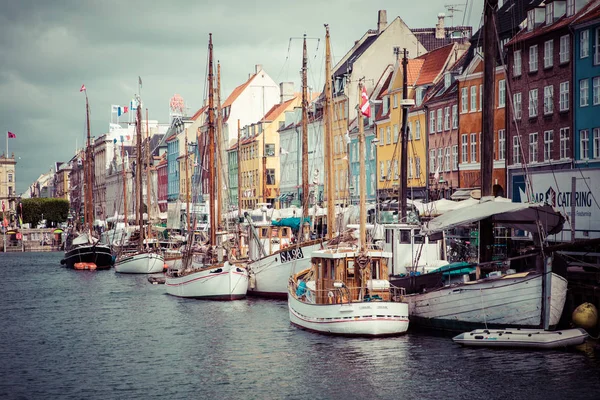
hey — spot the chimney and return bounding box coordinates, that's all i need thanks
[255,64,263,73]
[280,82,295,103]
[377,10,387,33]
[435,13,446,39]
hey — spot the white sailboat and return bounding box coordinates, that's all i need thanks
[165,33,248,300]
[288,37,409,336]
[115,95,164,274]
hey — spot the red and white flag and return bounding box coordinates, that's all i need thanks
[7,131,16,139]
[360,87,371,118]
[80,84,86,92]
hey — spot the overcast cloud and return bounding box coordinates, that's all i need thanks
[0,0,483,194]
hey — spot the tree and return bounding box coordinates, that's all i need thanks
[22,198,69,228]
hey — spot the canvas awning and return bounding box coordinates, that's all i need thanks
[421,197,565,236]
[450,189,474,200]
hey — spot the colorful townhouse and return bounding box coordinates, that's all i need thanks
[455,53,507,197]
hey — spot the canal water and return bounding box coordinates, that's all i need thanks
[1,252,600,400]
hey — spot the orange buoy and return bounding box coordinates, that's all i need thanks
[74,262,97,270]
[163,263,169,271]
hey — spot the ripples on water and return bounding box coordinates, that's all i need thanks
[1,252,599,400]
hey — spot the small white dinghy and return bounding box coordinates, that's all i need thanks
[453,328,588,349]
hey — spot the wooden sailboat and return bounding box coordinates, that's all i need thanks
[286,25,409,337]
[62,86,113,270]
[165,33,248,300]
[115,96,165,274]
[245,33,327,299]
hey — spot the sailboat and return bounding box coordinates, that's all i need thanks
[165,33,249,300]
[114,96,165,274]
[400,2,568,332]
[287,25,409,337]
[62,86,113,270]
[246,33,328,299]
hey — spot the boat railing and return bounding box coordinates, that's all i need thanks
[290,279,407,304]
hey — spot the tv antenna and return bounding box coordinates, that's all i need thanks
[445,3,466,27]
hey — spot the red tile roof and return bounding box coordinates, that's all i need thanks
[407,59,425,85]
[261,96,298,122]
[573,2,600,25]
[413,43,456,86]
[190,105,207,121]
[222,73,257,108]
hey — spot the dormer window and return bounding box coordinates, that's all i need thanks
[383,95,389,115]
[444,72,451,89]
[527,10,535,32]
[545,2,554,25]
[567,0,575,16]
[416,87,424,106]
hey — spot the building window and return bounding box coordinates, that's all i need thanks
[527,10,534,32]
[451,105,458,128]
[386,126,391,144]
[470,133,477,163]
[581,129,590,159]
[430,111,435,134]
[595,27,600,64]
[593,77,600,105]
[581,30,590,58]
[560,128,570,159]
[393,94,398,109]
[529,89,538,117]
[407,158,412,179]
[513,136,521,164]
[430,149,436,172]
[8,173,12,183]
[382,96,389,115]
[544,85,554,115]
[437,148,443,172]
[514,50,522,76]
[560,35,570,64]
[544,40,554,69]
[265,144,275,157]
[498,129,505,160]
[415,120,421,139]
[452,145,458,170]
[444,107,450,130]
[437,109,443,132]
[266,169,275,185]
[444,147,450,172]
[379,128,384,146]
[479,84,483,110]
[546,2,554,25]
[544,130,553,161]
[559,82,570,111]
[470,86,477,112]
[461,134,468,163]
[386,160,391,180]
[380,161,385,181]
[529,132,538,163]
[594,128,600,159]
[580,79,590,107]
[416,157,421,177]
[498,79,506,108]
[529,45,538,72]
[416,88,424,106]
[514,92,522,119]
[461,87,468,113]
[567,0,575,16]
[394,159,399,180]
[393,124,399,143]
[408,122,413,140]
[370,140,375,160]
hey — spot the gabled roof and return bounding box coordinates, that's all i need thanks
[471,0,545,44]
[333,34,378,79]
[261,96,298,122]
[414,43,457,86]
[190,105,207,121]
[412,26,472,52]
[222,72,258,108]
[572,1,600,26]
[507,0,600,46]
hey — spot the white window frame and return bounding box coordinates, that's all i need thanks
[580,79,590,107]
[581,30,590,59]
[594,128,600,159]
[581,129,590,160]
[559,81,570,111]
[593,76,600,105]
[415,120,421,140]
[544,40,554,69]
[470,86,477,112]
[444,106,450,130]
[595,27,600,65]
[529,45,538,72]
[567,0,575,16]
[461,87,468,113]
[544,130,553,161]
[513,136,521,164]
[430,111,436,134]
[437,148,443,172]
[393,124,399,143]
[451,105,458,128]
[545,2,554,25]
[498,129,505,160]
[429,149,436,172]
[479,84,483,110]
[461,134,468,163]
[529,88,538,117]
[544,85,554,115]
[452,145,458,170]
[498,79,506,108]
[529,132,538,163]
[514,92,522,120]
[437,108,443,132]
[444,147,451,172]
[560,35,570,64]
[407,158,413,179]
[513,50,522,76]
[560,127,570,160]
[393,94,398,109]
[470,133,477,163]
[386,126,391,145]
[416,157,421,177]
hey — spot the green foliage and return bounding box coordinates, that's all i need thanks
[21,198,70,227]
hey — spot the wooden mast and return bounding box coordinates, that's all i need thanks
[136,97,144,251]
[358,82,367,252]
[399,48,409,222]
[216,62,223,229]
[185,133,191,234]
[324,25,336,239]
[84,92,93,232]
[207,33,216,247]
[301,33,309,239]
[121,140,128,226]
[146,108,152,241]
[237,119,242,220]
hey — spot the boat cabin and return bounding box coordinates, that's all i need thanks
[381,224,444,276]
[247,225,293,260]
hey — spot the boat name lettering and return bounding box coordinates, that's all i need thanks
[359,306,372,309]
[280,248,304,263]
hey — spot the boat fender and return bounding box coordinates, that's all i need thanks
[328,291,334,304]
[249,273,256,290]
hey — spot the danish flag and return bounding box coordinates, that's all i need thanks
[360,87,371,118]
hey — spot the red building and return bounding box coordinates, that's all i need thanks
[156,155,168,212]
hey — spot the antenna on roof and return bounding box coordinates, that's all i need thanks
[445,3,466,27]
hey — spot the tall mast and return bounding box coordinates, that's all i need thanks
[121,140,128,226]
[216,61,223,229]
[324,25,336,239]
[136,97,144,251]
[237,119,242,221]
[480,0,498,264]
[301,33,309,234]
[358,82,367,252]
[146,108,152,241]
[185,133,190,234]
[399,48,409,222]
[208,33,216,247]
[84,93,93,231]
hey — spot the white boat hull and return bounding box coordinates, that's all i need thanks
[165,262,248,300]
[287,293,409,336]
[248,242,324,299]
[406,272,568,331]
[453,328,588,349]
[115,252,165,274]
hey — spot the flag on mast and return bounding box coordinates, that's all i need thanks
[80,84,86,92]
[7,131,16,139]
[360,87,371,118]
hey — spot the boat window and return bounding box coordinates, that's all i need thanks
[347,260,355,278]
[385,229,393,244]
[282,228,288,237]
[400,230,410,244]
[261,228,268,238]
[414,234,424,244]
[371,260,380,279]
[330,260,335,280]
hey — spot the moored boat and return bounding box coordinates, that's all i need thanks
[453,328,588,349]
[62,234,113,270]
[115,251,164,274]
[166,260,248,300]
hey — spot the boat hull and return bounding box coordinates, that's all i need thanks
[165,262,248,300]
[453,328,588,349]
[248,242,323,299]
[115,252,165,274]
[63,244,113,270]
[406,272,568,332]
[287,293,409,336]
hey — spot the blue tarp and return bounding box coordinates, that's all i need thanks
[430,261,475,277]
[271,217,311,232]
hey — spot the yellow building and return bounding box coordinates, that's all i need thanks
[0,152,17,215]
[376,43,467,201]
[238,95,300,209]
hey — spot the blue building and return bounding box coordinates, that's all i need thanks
[348,117,377,205]
[573,5,600,168]
[167,135,180,202]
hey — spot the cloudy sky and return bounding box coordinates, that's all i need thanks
[0,0,483,194]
